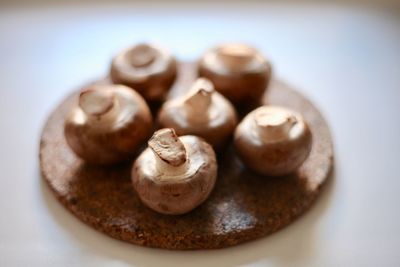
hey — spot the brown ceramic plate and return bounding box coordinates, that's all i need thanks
[40,62,333,250]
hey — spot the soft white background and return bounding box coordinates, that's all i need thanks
[1,1,400,266]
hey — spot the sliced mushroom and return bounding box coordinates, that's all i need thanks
[64,84,153,164]
[157,78,238,149]
[132,128,217,215]
[234,106,312,176]
[198,43,272,106]
[110,43,177,102]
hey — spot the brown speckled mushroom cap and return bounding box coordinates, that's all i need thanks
[110,43,177,102]
[64,84,153,165]
[234,106,312,176]
[158,78,238,149]
[198,43,272,105]
[132,128,217,215]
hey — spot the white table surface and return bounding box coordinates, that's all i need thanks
[1,1,400,266]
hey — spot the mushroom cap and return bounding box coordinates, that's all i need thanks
[110,43,177,102]
[234,106,312,176]
[64,85,153,164]
[132,135,217,215]
[198,43,272,105]
[157,78,238,149]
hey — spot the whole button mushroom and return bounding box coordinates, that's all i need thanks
[64,85,153,165]
[157,78,238,149]
[234,106,312,176]
[198,43,272,105]
[132,128,217,215]
[110,43,177,102]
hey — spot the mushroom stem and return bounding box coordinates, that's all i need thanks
[254,108,297,142]
[217,44,255,68]
[183,78,214,119]
[148,128,189,177]
[79,88,120,123]
[129,44,156,68]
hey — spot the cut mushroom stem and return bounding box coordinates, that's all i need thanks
[79,88,120,124]
[79,88,114,115]
[217,44,256,69]
[183,78,214,117]
[254,108,297,142]
[148,128,189,178]
[129,44,157,68]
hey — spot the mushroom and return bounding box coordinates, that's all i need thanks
[157,78,237,149]
[234,106,312,176]
[132,128,217,215]
[64,84,153,164]
[110,43,177,102]
[198,43,272,105]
